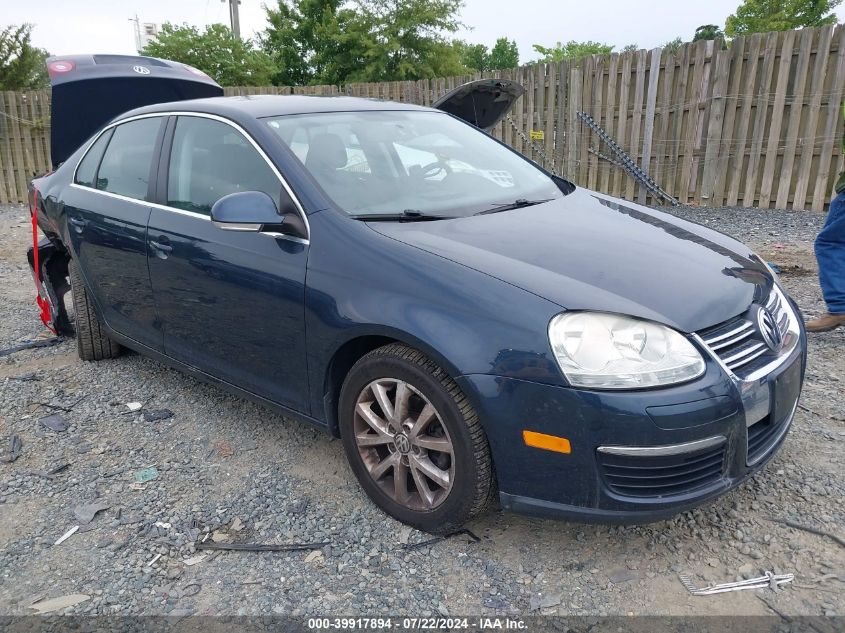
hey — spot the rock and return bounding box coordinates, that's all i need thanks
[539,593,562,609]
[39,413,69,432]
[74,502,111,524]
[609,569,638,584]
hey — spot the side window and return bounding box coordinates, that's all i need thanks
[75,129,113,187]
[96,118,162,200]
[167,117,282,214]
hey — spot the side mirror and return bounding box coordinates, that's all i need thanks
[210,190,306,239]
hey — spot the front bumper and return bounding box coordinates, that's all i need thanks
[457,299,807,524]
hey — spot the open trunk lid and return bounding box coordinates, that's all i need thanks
[432,78,524,131]
[47,54,223,168]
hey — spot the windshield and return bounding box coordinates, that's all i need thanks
[264,110,563,217]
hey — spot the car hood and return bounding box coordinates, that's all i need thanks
[366,189,772,333]
[433,79,524,131]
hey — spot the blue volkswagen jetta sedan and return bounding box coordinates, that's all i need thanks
[29,55,806,533]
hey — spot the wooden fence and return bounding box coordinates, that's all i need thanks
[2,25,844,210]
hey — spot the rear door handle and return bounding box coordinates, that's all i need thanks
[150,239,173,258]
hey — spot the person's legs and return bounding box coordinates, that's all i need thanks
[808,192,845,331]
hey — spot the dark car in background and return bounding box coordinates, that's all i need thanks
[28,55,806,533]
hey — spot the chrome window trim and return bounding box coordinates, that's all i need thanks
[597,435,726,457]
[70,110,310,245]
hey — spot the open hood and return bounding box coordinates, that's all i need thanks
[47,54,223,168]
[433,78,524,131]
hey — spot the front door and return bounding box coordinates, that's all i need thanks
[146,114,310,412]
[64,115,165,350]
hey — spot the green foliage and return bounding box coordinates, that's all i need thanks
[453,40,489,72]
[488,37,519,69]
[621,44,640,53]
[141,23,275,86]
[262,0,466,84]
[663,37,685,54]
[0,24,49,90]
[725,0,841,37]
[693,24,725,41]
[450,36,518,72]
[531,40,614,63]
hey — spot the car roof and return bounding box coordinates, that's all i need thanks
[120,94,437,121]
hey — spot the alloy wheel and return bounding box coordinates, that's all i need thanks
[353,378,455,511]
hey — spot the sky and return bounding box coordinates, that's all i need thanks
[8,0,845,63]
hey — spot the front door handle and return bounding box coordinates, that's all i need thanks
[150,239,173,259]
[69,216,87,232]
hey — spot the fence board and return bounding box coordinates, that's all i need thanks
[612,52,633,197]
[743,31,779,206]
[759,30,796,208]
[639,48,662,203]
[701,46,731,204]
[793,26,834,209]
[726,34,763,206]
[775,29,814,208]
[811,25,845,210]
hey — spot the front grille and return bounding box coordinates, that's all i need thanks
[747,407,794,465]
[748,415,777,464]
[698,288,791,378]
[597,443,726,498]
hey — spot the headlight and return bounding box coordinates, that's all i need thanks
[548,312,705,389]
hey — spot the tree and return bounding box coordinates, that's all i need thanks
[142,23,275,86]
[725,0,841,37]
[453,40,489,71]
[262,0,465,84]
[693,24,725,41]
[663,36,684,54]
[621,44,640,53]
[0,24,49,90]
[261,0,359,86]
[488,37,519,69]
[531,40,614,62]
[451,36,518,72]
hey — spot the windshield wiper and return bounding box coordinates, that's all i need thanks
[474,198,554,216]
[350,209,451,222]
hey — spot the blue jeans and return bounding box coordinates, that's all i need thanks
[816,192,845,314]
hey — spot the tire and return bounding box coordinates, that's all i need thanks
[68,258,121,361]
[339,343,494,533]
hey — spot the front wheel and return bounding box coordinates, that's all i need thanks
[339,343,494,533]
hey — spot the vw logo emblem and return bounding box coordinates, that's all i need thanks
[756,307,782,352]
[393,433,411,454]
[133,65,150,75]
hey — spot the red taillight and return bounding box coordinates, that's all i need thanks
[47,59,75,78]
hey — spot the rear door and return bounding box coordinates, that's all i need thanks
[146,114,310,411]
[64,115,166,350]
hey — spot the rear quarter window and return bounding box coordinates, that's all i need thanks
[95,117,163,201]
[74,129,113,188]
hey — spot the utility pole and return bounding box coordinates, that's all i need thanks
[222,0,241,39]
[129,14,142,53]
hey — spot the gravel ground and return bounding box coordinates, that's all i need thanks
[0,202,843,618]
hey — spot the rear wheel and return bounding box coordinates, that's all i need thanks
[339,343,493,533]
[68,258,121,361]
